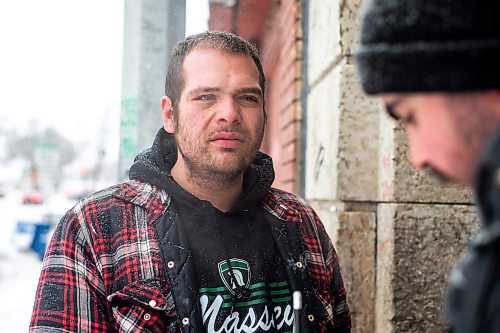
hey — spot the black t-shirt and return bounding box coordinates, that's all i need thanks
[178,202,294,333]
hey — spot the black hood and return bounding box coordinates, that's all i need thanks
[129,128,275,213]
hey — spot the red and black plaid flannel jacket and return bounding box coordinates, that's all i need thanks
[30,180,351,332]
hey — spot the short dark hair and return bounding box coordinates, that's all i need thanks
[165,31,266,113]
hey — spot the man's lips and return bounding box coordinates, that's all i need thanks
[210,132,245,141]
[210,132,245,148]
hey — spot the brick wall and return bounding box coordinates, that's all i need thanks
[259,0,303,193]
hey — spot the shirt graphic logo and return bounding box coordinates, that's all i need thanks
[218,258,251,295]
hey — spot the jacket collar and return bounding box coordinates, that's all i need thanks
[113,180,170,223]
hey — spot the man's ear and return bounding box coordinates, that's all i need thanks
[161,96,175,133]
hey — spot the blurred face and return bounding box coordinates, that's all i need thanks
[380,92,500,186]
[162,47,265,183]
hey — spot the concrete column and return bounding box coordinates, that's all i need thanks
[306,1,376,332]
[305,61,379,202]
[119,0,185,179]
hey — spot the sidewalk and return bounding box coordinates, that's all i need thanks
[0,248,42,332]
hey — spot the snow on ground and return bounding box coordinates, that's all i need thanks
[0,191,75,332]
[0,249,41,332]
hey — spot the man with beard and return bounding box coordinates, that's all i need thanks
[30,31,351,333]
[354,0,500,332]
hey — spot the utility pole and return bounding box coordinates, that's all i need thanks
[119,0,186,180]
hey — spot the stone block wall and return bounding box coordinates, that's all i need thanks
[376,204,478,332]
[305,61,379,202]
[305,0,478,332]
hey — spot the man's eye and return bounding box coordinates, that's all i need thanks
[239,95,259,103]
[195,94,215,101]
[401,113,415,125]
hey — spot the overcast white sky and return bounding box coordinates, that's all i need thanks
[0,0,208,160]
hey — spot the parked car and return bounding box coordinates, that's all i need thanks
[21,191,44,204]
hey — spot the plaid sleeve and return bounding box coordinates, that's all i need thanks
[320,221,351,332]
[301,203,352,332]
[29,208,111,332]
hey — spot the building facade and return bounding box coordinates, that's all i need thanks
[208,0,478,332]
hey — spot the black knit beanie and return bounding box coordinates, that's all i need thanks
[354,0,500,94]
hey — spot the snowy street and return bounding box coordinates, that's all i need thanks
[0,247,41,332]
[0,191,75,332]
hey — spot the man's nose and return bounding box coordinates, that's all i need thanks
[408,135,428,170]
[217,98,242,124]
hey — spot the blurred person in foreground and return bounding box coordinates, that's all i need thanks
[30,31,351,332]
[354,0,500,332]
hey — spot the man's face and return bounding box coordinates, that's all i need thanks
[380,92,499,186]
[162,47,265,183]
